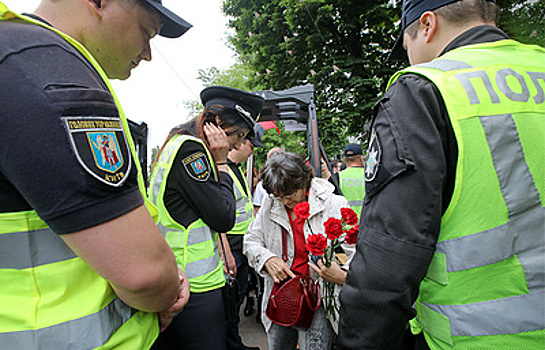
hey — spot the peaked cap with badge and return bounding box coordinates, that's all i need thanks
[200,86,265,132]
[389,0,497,60]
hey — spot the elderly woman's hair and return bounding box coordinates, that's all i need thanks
[261,152,314,196]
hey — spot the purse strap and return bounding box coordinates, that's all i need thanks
[281,226,289,263]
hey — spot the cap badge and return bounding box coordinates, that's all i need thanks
[235,104,252,121]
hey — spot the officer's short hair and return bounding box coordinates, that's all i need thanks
[405,0,499,39]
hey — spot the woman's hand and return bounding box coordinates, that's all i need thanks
[320,158,331,179]
[264,256,295,283]
[203,122,229,163]
[309,259,347,286]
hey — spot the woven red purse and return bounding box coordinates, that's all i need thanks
[265,227,321,330]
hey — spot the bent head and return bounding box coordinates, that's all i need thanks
[390,0,499,65]
[36,0,191,80]
[200,86,265,151]
[261,152,314,209]
[200,106,251,151]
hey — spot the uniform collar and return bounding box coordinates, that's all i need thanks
[440,25,510,57]
[22,13,53,27]
[227,158,241,167]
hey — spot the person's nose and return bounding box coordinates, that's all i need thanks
[141,41,152,62]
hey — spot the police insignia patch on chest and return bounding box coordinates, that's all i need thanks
[63,116,131,187]
[183,151,211,182]
[365,128,381,182]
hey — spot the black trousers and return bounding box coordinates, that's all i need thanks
[153,288,226,350]
[226,251,250,350]
[401,329,430,350]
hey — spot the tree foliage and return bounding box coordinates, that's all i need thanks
[223,0,403,154]
[222,0,543,155]
[498,0,545,47]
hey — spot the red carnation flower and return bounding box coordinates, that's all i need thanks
[344,225,359,245]
[341,207,359,226]
[324,217,343,240]
[293,201,310,220]
[305,234,327,256]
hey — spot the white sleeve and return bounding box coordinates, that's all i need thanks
[252,181,267,207]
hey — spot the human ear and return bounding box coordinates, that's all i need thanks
[420,11,438,43]
[87,0,103,18]
[215,115,222,127]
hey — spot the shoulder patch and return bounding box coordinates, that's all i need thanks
[365,128,381,182]
[182,151,211,182]
[63,116,131,187]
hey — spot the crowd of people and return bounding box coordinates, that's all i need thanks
[0,0,543,350]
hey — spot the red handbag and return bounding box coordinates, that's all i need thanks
[265,227,321,330]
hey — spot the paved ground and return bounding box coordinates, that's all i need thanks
[239,299,268,350]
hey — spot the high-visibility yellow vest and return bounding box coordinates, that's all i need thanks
[149,134,225,293]
[389,39,545,349]
[226,166,255,235]
[0,3,158,349]
[338,167,365,218]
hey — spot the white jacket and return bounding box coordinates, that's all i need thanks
[244,177,354,333]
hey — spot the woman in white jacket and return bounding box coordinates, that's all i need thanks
[244,152,354,350]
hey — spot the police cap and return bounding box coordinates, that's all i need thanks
[200,86,265,131]
[344,143,363,157]
[389,0,497,60]
[143,0,192,38]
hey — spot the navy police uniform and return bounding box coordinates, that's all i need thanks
[163,132,237,233]
[154,125,236,350]
[338,26,510,350]
[153,86,264,350]
[0,15,142,232]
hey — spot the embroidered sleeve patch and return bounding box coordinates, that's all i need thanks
[63,116,131,187]
[365,128,381,182]
[182,151,211,182]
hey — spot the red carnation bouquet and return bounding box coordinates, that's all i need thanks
[294,202,359,321]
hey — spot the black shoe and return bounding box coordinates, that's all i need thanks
[242,346,260,350]
[244,296,255,317]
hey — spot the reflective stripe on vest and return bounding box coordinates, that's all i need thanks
[423,114,544,337]
[338,167,365,217]
[228,166,254,232]
[347,200,364,207]
[389,40,545,348]
[149,134,224,293]
[157,223,221,279]
[0,228,77,268]
[0,299,131,348]
[0,6,157,349]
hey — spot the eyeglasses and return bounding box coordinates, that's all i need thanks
[272,191,298,201]
[225,129,248,141]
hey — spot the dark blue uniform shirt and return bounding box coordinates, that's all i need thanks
[0,17,143,234]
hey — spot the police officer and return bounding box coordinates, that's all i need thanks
[338,143,365,218]
[338,0,545,349]
[221,124,264,350]
[149,86,264,350]
[0,1,191,349]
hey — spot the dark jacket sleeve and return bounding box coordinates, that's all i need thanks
[164,140,236,233]
[0,42,143,234]
[337,74,457,349]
